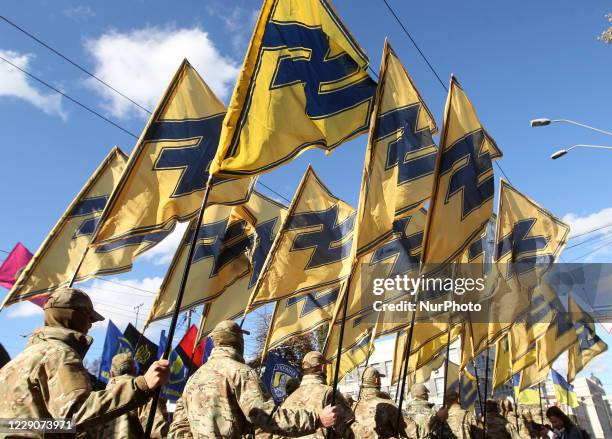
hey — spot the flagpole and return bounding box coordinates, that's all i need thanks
[144,175,214,439]
[68,247,89,287]
[440,323,453,438]
[483,339,490,439]
[466,313,484,415]
[394,330,409,404]
[510,364,520,434]
[537,382,545,424]
[326,276,351,439]
[394,299,418,437]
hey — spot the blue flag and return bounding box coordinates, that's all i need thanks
[262,352,300,405]
[98,320,122,383]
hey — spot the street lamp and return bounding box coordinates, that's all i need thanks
[530,118,612,137]
[550,144,612,160]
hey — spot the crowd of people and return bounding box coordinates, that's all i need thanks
[0,287,589,439]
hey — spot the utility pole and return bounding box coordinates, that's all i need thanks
[134,303,144,330]
[186,308,193,330]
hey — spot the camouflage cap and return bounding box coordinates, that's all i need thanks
[361,366,385,388]
[302,351,330,369]
[410,383,430,398]
[43,288,104,322]
[111,352,135,376]
[210,320,249,346]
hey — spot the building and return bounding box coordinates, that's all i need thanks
[570,375,612,439]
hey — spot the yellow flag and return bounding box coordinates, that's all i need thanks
[265,284,341,353]
[211,0,377,178]
[248,166,355,309]
[519,362,550,392]
[347,209,426,326]
[1,147,169,306]
[492,335,512,390]
[567,297,608,382]
[536,297,577,371]
[494,180,570,287]
[512,374,541,405]
[421,76,502,270]
[146,191,287,326]
[92,60,254,245]
[354,40,437,255]
[447,361,478,410]
[324,317,374,383]
[551,369,578,408]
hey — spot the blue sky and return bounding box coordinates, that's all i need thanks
[1,0,611,392]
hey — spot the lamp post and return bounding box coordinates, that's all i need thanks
[550,144,612,160]
[530,118,612,137]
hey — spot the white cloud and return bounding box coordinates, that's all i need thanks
[0,50,66,119]
[63,5,95,21]
[563,207,612,238]
[6,301,44,318]
[84,276,163,333]
[140,222,187,266]
[84,26,240,119]
[207,5,259,52]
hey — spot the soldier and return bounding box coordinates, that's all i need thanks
[96,353,169,438]
[344,394,356,410]
[352,366,406,439]
[404,383,452,439]
[168,320,338,438]
[284,377,300,398]
[0,288,170,438]
[280,351,353,438]
[484,400,517,439]
[445,391,478,439]
[501,401,530,439]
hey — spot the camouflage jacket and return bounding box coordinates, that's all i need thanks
[95,375,169,439]
[0,326,152,439]
[279,374,353,439]
[504,413,530,439]
[484,413,516,439]
[168,346,320,438]
[404,399,455,439]
[352,388,405,439]
[446,404,477,439]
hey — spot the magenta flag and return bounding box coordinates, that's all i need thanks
[0,243,33,289]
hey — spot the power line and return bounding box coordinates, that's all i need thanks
[257,181,292,204]
[0,249,9,254]
[380,0,515,187]
[380,0,447,91]
[0,54,139,139]
[0,15,151,115]
[93,277,157,295]
[569,223,612,240]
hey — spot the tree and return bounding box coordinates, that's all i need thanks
[598,13,612,44]
[247,306,326,373]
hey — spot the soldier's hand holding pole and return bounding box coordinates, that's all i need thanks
[319,405,338,428]
[143,359,170,389]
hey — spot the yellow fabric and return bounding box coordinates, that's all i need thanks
[519,362,550,392]
[3,148,131,305]
[211,0,375,178]
[92,61,253,245]
[247,166,355,309]
[347,208,426,325]
[265,283,341,354]
[567,297,608,382]
[421,76,502,270]
[146,192,287,327]
[552,382,578,408]
[494,180,570,288]
[492,335,512,390]
[354,40,437,255]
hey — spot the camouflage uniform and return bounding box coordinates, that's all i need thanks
[0,289,155,439]
[504,412,530,439]
[95,354,169,439]
[352,367,405,439]
[484,401,517,439]
[404,384,454,439]
[446,403,477,439]
[279,352,353,439]
[169,321,321,439]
